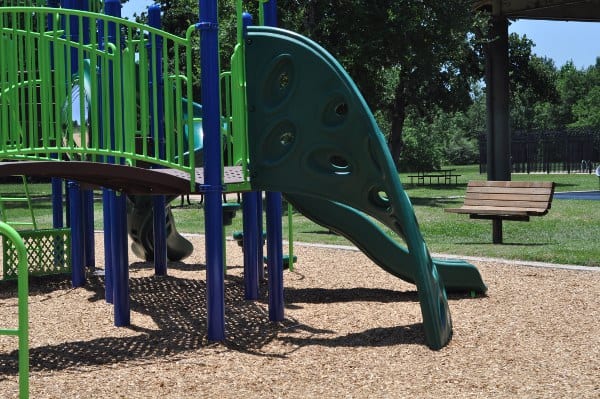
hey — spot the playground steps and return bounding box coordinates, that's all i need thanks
[0,176,37,230]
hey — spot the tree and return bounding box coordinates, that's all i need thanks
[568,61,600,128]
[507,33,560,131]
[278,0,485,169]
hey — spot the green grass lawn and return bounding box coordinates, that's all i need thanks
[1,165,599,266]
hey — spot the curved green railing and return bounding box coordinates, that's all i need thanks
[0,221,29,399]
[0,7,200,188]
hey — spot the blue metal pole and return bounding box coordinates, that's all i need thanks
[242,192,259,299]
[265,192,284,321]
[111,191,130,326]
[262,0,285,321]
[257,191,264,280]
[152,195,167,275]
[78,0,95,270]
[105,0,130,326]
[63,0,95,270]
[263,0,278,26]
[199,0,225,341]
[239,11,260,299]
[103,190,113,303]
[61,0,90,286]
[96,7,113,303]
[51,180,63,228]
[68,181,85,287]
[84,189,95,269]
[148,5,168,276]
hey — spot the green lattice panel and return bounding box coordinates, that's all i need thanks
[2,228,71,280]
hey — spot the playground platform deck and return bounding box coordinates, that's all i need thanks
[0,163,247,194]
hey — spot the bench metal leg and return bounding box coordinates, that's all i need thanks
[492,219,503,244]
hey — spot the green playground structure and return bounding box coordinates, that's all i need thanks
[0,9,487,399]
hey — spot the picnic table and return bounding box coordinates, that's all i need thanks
[408,169,461,185]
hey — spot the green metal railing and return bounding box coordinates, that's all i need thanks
[0,221,30,399]
[0,7,199,188]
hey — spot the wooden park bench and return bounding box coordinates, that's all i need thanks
[445,181,555,243]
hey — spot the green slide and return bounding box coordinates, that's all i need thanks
[244,27,486,349]
[127,195,193,262]
[285,193,487,293]
[124,96,202,262]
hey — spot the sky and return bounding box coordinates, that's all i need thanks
[509,19,600,69]
[121,2,600,70]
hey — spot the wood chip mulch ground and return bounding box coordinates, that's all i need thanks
[1,234,599,398]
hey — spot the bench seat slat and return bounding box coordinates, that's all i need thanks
[467,181,554,189]
[467,187,552,196]
[445,206,547,215]
[463,199,550,209]
[464,192,552,202]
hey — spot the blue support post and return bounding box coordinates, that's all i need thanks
[95,1,113,303]
[62,0,96,269]
[257,191,264,280]
[240,11,261,297]
[111,191,130,326]
[242,192,259,299]
[51,180,63,228]
[68,181,85,287]
[103,190,113,303]
[265,193,284,321]
[199,0,225,341]
[84,189,95,269]
[263,0,278,26]
[148,5,168,276]
[80,0,95,270]
[105,0,131,326]
[152,195,167,276]
[61,0,89,287]
[262,0,285,321]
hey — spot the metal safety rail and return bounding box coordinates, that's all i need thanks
[0,7,202,189]
[0,221,30,398]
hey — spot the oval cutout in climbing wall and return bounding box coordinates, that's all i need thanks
[261,54,295,110]
[260,120,297,166]
[321,93,350,129]
[305,147,354,176]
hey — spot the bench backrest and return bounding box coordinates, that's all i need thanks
[464,181,555,214]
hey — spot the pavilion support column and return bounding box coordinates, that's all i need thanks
[485,14,511,182]
[485,14,511,244]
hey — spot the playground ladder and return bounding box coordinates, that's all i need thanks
[0,222,30,398]
[0,176,37,230]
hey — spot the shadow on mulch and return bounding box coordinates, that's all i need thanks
[1,268,429,374]
[284,287,419,304]
[279,323,425,348]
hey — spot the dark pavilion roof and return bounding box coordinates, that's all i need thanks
[473,0,600,21]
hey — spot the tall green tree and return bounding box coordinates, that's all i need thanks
[567,60,600,128]
[278,0,485,168]
[508,33,560,131]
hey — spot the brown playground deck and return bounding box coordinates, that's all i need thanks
[0,162,248,194]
